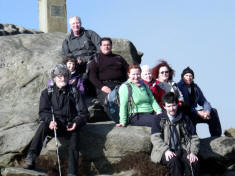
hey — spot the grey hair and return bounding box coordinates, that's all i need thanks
[69,16,82,24]
[50,64,70,81]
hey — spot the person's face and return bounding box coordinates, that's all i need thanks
[183,73,193,85]
[158,66,169,82]
[141,69,152,83]
[69,17,81,33]
[54,75,68,89]
[164,102,178,117]
[66,61,76,72]
[128,68,141,85]
[100,40,112,55]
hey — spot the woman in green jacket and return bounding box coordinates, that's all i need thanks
[116,64,162,127]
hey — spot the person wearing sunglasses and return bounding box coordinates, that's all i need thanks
[152,60,184,105]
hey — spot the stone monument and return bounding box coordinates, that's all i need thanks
[38,0,67,33]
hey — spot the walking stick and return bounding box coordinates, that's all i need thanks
[51,107,62,176]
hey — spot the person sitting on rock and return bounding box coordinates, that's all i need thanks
[151,92,200,176]
[177,67,222,137]
[23,64,89,176]
[116,64,162,127]
[63,55,84,94]
[62,16,101,66]
[141,65,165,109]
[62,16,101,96]
[152,60,184,104]
[88,37,129,110]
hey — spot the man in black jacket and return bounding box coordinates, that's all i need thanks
[88,37,129,106]
[23,64,89,176]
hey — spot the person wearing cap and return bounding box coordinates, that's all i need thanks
[141,65,165,109]
[23,64,89,176]
[177,67,222,137]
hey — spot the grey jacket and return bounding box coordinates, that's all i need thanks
[151,112,200,163]
[62,27,101,62]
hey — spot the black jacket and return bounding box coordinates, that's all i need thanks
[39,85,89,126]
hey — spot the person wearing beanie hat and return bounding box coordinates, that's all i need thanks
[177,67,221,137]
[181,66,194,79]
[23,64,89,176]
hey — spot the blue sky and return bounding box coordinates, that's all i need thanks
[1,0,234,138]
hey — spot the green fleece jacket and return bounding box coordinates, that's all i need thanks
[118,81,162,125]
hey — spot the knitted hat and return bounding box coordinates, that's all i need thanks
[181,67,194,78]
[50,64,70,80]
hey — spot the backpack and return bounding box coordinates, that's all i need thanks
[105,82,150,124]
[104,82,134,123]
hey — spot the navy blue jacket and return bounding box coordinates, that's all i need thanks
[177,79,211,117]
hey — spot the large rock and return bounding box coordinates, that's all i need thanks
[0,30,143,168]
[40,122,151,173]
[199,136,235,174]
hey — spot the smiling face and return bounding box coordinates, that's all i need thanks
[128,68,141,85]
[69,17,81,35]
[164,102,178,117]
[66,60,76,72]
[158,66,169,82]
[141,68,152,83]
[54,75,68,89]
[183,73,193,85]
[100,40,112,55]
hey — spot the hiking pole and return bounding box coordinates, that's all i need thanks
[51,107,62,176]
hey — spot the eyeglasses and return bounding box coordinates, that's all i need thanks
[160,71,169,74]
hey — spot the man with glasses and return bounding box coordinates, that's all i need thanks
[177,67,222,137]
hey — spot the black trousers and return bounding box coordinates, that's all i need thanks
[29,121,81,174]
[96,81,121,106]
[129,113,159,127]
[192,108,222,137]
[161,149,199,176]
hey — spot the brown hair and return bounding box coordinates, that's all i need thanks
[127,64,141,75]
[152,60,175,81]
[100,37,112,46]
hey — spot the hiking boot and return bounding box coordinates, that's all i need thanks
[23,152,37,169]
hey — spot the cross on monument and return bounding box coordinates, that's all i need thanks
[38,0,67,33]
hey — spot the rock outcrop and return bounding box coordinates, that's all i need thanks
[0,24,235,176]
[0,24,42,36]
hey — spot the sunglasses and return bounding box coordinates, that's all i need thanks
[160,71,169,74]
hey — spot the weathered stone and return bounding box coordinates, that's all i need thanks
[0,24,42,36]
[1,167,47,176]
[40,122,151,172]
[112,39,143,64]
[225,128,235,138]
[0,31,143,169]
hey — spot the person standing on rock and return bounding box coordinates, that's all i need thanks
[88,37,129,110]
[151,92,200,176]
[23,64,89,176]
[177,67,222,137]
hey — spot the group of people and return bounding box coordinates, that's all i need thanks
[22,16,222,176]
